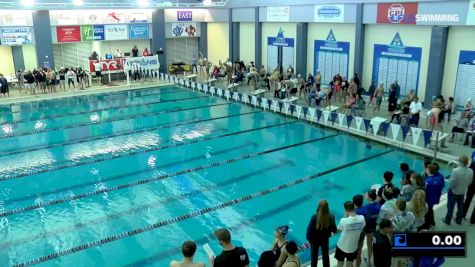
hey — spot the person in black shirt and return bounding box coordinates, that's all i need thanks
[306,199,337,267]
[132,45,139,57]
[211,228,249,267]
[377,171,394,204]
[373,219,392,267]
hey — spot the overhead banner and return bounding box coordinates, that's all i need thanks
[1,27,33,45]
[267,6,290,22]
[129,24,149,39]
[177,10,193,22]
[104,24,128,40]
[454,51,475,107]
[57,13,79,25]
[104,12,126,24]
[81,25,105,41]
[124,55,160,71]
[314,30,350,84]
[314,5,345,23]
[377,2,419,24]
[83,13,103,24]
[468,0,475,25]
[1,13,28,26]
[130,11,148,23]
[371,33,422,96]
[57,26,81,43]
[171,23,198,37]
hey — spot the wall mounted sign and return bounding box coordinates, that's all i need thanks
[371,33,422,96]
[266,28,295,73]
[56,26,81,43]
[266,6,290,22]
[129,24,149,39]
[88,58,125,73]
[57,13,79,25]
[104,24,128,40]
[83,13,103,25]
[377,2,419,24]
[130,12,148,23]
[454,51,475,107]
[467,0,475,25]
[81,25,105,41]
[124,55,160,71]
[104,12,126,24]
[314,30,350,83]
[171,23,198,37]
[1,27,32,45]
[1,13,28,26]
[314,5,345,23]
[177,10,193,22]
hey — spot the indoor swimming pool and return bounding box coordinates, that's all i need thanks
[0,86,429,266]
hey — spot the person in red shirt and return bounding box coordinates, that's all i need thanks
[143,48,150,57]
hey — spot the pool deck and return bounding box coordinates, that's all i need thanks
[1,76,474,266]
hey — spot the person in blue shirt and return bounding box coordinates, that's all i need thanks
[362,189,381,266]
[424,164,445,228]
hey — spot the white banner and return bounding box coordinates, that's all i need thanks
[355,117,363,131]
[130,11,148,23]
[411,127,422,146]
[323,110,330,124]
[1,27,33,45]
[267,6,290,22]
[314,5,345,23]
[104,24,128,40]
[124,55,160,71]
[338,113,346,127]
[390,123,401,142]
[104,12,127,24]
[308,107,316,122]
[1,13,28,26]
[284,102,290,115]
[296,106,302,119]
[57,13,79,25]
[83,12,103,24]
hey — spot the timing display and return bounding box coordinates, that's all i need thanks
[392,232,466,257]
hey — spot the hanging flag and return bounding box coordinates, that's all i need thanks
[381,122,390,136]
[363,119,371,133]
[323,110,330,124]
[272,100,279,112]
[252,95,257,106]
[338,113,346,127]
[296,105,302,119]
[290,105,296,116]
[330,112,337,125]
[278,101,284,112]
[346,115,353,128]
[267,99,272,109]
[309,107,316,122]
[284,102,290,115]
[303,107,308,119]
[316,109,322,122]
[422,130,433,147]
[411,127,422,146]
[401,126,410,141]
[355,117,363,131]
[390,123,401,141]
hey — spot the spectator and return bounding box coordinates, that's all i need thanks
[401,173,421,202]
[377,171,394,203]
[377,188,397,225]
[362,189,381,266]
[114,49,122,58]
[210,228,249,267]
[461,98,473,120]
[353,194,366,267]
[450,117,469,141]
[407,190,428,232]
[143,48,150,57]
[306,199,337,267]
[90,51,99,60]
[392,198,416,233]
[373,82,384,115]
[400,163,414,187]
[463,119,475,147]
[409,97,423,127]
[258,251,277,267]
[388,85,398,119]
[446,97,454,122]
[272,225,289,267]
[443,155,474,225]
[132,45,139,57]
[335,201,366,267]
[424,164,445,228]
[282,241,301,267]
[372,219,393,267]
[66,68,76,90]
[0,74,9,98]
[169,240,205,267]
[463,159,475,225]
[191,54,198,74]
[421,159,432,180]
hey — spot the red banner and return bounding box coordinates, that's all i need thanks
[377,2,418,24]
[89,58,125,73]
[57,26,81,43]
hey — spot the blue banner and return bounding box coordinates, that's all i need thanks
[129,24,149,39]
[93,25,104,41]
[313,30,350,82]
[454,50,475,108]
[267,28,294,47]
[371,33,422,97]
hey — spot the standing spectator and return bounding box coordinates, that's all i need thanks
[282,241,301,267]
[362,189,381,266]
[377,188,397,225]
[401,173,422,202]
[191,54,198,74]
[372,219,393,267]
[392,198,416,233]
[335,201,366,267]
[0,74,9,98]
[143,48,150,56]
[66,68,76,90]
[391,80,401,98]
[132,45,139,57]
[400,163,414,187]
[38,69,47,93]
[169,240,205,267]
[210,228,249,267]
[388,85,398,119]
[258,251,277,267]
[463,159,475,225]
[443,155,474,225]
[93,61,102,84]
[114,49,122,58]
[373,82,384,115]
[272,225,289,267]
[353,194,367,267]
[58,68,66,91]
[424,164,445,228]
[407,190,428,232]
[409,96,423,126]
[377,171,395,203]
[90,51,99,60]
[306,199,337,267]
[24,71,35,94]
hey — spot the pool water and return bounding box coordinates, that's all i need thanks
[0,86,430,266]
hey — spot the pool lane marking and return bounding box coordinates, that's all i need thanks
[0,86,181,112]
[0,95,215,140]
[3,122,296,206]
[0,109,263,181]
[0,161,291,250]
[0,102,245,157]
[0,89,194,123]
[12,148,393,267]
[1,133,336,217]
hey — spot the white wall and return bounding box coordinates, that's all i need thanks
[306,23,355,78]
[261,22,297,71]
[0,47,14,76]
[239,22,255,64]
[363,24,432,99]
[206,22,229,65]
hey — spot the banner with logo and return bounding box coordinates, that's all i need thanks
[468,0,475,25]
[177,10,193,22]
[267,28,294,73]
[57,26,81,43]
[104,12,126,24]
[1,13,28,26]
[129,11,148,23]
[1,27,33,45]
[88,58,125,73]
[371,33,422,97]
[377,2,418,24]
[171,23,199,37]
[129,24,149,39]
[83,12,103,24]
[57,13,79,25]
[314,30,350,84]
[454,50,475,107]
[267,6,290,22]
[104,24,128,40]
[124,55,160,71]
[314,5,345,23]
[81,25,105,41]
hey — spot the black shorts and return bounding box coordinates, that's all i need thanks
[95,71,102,77]
[335,246,357,262]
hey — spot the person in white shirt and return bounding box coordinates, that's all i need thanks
[66,68,76,90]
[114,49,122,58]
[335,201,366,267]
[93,61,103,85]
[132,62,141,81]
[409,97,423,127]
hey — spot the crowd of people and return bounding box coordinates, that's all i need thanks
[168,155,475,267]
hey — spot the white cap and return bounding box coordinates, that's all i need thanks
[468,98,472,102]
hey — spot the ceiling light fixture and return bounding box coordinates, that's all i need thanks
[203,0,212,6]
[137,0,149,7]
[73,0,84,6]
[21,0,34,6]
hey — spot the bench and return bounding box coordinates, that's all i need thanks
[185,74,197,81]
[282,96,298,104]
[251,89,267,98]
[204,78,217,86]
[227,83,240,92]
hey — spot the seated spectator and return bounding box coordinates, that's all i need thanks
[461,98,473,120]
[169,240,205,267]
[463,119,475,147]
[335,201,366,267]
[409,97,423,127]
[211,65,221,79]
[282,241,301,267]
[450,117,469,141]
[340,93,356,114]
[373,219,393,267]
[402,89,416,106]
[351,93,366,116]
[210,228,249,267]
